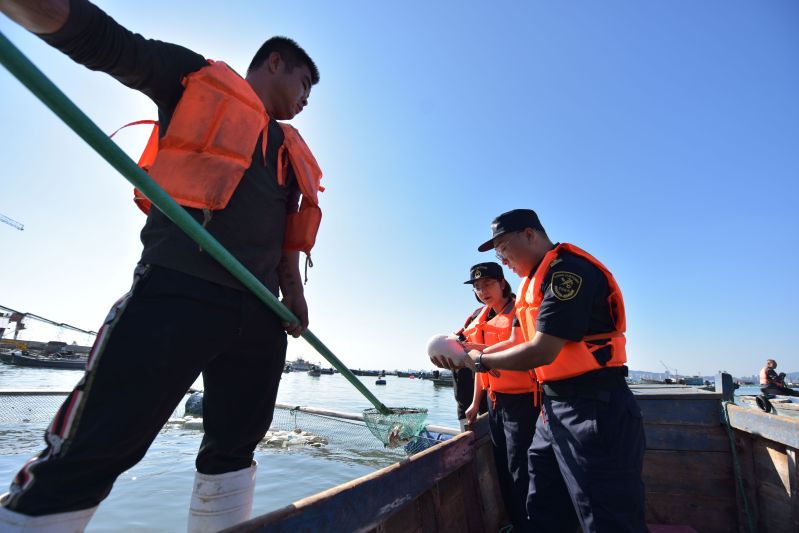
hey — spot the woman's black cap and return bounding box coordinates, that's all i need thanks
[477,209,543,252]
[464,262,504,284]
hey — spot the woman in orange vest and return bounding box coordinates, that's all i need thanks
[458,262,539,531]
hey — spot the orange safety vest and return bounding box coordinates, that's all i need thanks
[516,243,627,383]
[116,60,324,255]
[462,301,539,404]
[759,367,769,385]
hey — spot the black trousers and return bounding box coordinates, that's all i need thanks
[761,385,799,397]
[487,391,538,530]
[526,385,647,533]
[4,265,287,515]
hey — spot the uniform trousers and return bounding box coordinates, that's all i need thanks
[487,391,538,530]
[3,264,287,515]
[526,380,647,533]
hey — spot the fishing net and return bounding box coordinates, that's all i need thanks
[362,407,429,448]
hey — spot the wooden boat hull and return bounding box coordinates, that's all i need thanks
[227,380,799,533]
[229,411,508,532]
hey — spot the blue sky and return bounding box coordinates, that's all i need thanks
[1,1,797,378]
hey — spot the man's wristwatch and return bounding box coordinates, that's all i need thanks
[475,351,490,373]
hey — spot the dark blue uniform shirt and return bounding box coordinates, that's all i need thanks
[513,245,617,365]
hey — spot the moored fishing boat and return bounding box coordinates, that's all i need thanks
[288,358,312,372]
[0,349,86,370]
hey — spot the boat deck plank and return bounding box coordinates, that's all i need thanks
[638,397,723,426]
[727,404,799,450]
[644,423,729,452]
[644,450,735,496]
[645,493,737,533]
[753,440,790,493]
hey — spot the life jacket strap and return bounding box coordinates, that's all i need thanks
[304,255,313,285]
[108,119,158,139]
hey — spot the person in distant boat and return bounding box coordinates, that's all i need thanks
[0,1,321,531]
[760,359,799,397]
[433,209,646,532]
[457,262,539,531]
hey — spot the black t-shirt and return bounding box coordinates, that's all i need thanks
[513,246,617,364]
[41,0,299,294]
[765,368,780,383]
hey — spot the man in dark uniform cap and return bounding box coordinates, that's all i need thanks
[447,209,647,532]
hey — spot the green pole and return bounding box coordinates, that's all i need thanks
[0,31,390,415]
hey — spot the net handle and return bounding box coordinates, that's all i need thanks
[0,31,391,416]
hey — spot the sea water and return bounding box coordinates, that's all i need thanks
[3,366,793,532]
[0,365,461,532]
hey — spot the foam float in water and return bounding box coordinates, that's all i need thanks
[171,417,328,447]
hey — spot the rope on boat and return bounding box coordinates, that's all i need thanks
[721,401,756,533]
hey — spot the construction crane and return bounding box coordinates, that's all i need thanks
[0,304,97,340]
[0,212,24,231]
[660,360,678,380]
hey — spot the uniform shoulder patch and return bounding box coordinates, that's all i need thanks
[551,271,582,301]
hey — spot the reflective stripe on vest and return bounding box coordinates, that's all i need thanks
[515,243,627,383]
[127,60,323,254]
[462,301,538,400]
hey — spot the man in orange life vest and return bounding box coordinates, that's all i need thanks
[760,359,798,397]
[1,1,321,531]
[455,209,647,532]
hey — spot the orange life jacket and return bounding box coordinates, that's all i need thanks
[516,243,627,383]
[759,367,769,385]
[117,60,323,255]
[462,301,539,404]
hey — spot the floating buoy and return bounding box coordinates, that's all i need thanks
[426,334,468,367]
[184,392,203,417]
[375,379,386,385]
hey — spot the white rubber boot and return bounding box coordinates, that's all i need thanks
[187,462,257,533]
[0,494,97,532]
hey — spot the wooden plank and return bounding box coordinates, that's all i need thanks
[631,385,722,400]
[456,464,485,533]
[417,489,438,533]
[229,431,476,532]
[638,398,721,426]
[436,467,471,532]
[644,423,729,452]
[787,448,798,533]
[473,438,509,531]
[726,404,799,450]
[645,492,737,533]
[753,440,790,494]
[643,450,734,496]
[376,496,420,533]
[733,432,760,533]
[757,482,794,533]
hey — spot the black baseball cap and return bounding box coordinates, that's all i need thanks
[463,262,504,284]
[477,209,543,252]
